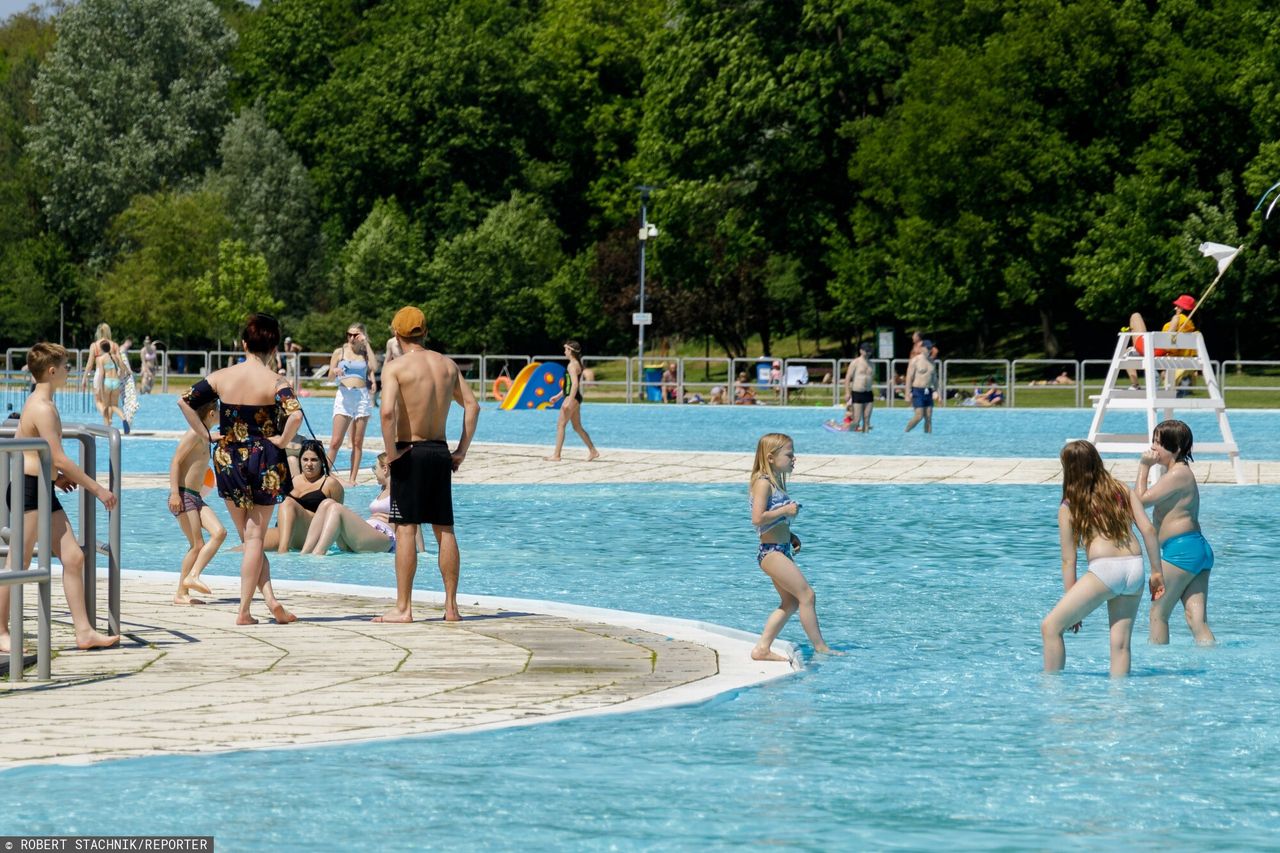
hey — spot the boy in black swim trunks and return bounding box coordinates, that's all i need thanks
[1,343,120,653]
[376,306,480,623]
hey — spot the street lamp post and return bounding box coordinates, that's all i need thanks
[635,185,658,401]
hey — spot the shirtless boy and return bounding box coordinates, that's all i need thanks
[168,401,226,604]
[375,306,480,623]
[1,343,120,653]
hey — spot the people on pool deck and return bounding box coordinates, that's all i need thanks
[843,342,875,431]
[964,376,1004,407]
[328,323,379,485]
[734,371,757,405]
[266,440,344,553]
[749,433,839,661]
[376,305,479,623]
[1,343,120,652]
[661,362,678,403]
[1125,294,1198,389]
[1136,420,1216,646]
[167,399,227,604]
[904,340,936,433]
[178,313,303,626]
[546,340,600,462]
[1041,440,1164,678]
[302,453,425,555]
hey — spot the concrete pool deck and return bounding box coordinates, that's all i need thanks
[117,437,1280,487]
[0,572,796,769]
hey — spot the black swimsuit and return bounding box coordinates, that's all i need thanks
[288,479,328,512]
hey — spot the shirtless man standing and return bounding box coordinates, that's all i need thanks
[904,339,936,434]
[843,343,876,432]
[376,306,480,623]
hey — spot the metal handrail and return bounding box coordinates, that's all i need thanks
[0,438,53,681]
[1010,359,1080,408]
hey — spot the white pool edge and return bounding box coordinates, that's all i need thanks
[112,568,801,753]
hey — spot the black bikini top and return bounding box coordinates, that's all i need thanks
[289,479,327,512]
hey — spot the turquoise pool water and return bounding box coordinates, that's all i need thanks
[11,484,1278,849]
[56,393,1280,472]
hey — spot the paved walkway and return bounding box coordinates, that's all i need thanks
[0,574,792,769]
[120,437,1278,488]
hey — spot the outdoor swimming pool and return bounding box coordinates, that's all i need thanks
[64,393,1280,470]
[9,483,1278,849]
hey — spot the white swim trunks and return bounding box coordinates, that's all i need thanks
[333,385,372,419]
[1088,555,1144,596]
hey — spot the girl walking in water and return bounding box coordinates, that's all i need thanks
[545,340,599,462]
[1042,440,1165,677]
[749,433,838,660]
[1136,420,1216,645]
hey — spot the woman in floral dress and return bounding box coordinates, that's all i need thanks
[178,314,303,625]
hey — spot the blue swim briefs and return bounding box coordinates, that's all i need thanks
[910,387,933,408]
[1161,531,1214,574]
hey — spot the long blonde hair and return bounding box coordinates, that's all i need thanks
[1060,440,1133,548]
[750,432,793,493]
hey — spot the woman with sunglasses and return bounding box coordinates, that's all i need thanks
[327,323,379,484]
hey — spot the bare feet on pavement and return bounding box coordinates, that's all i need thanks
[373,608,413,623]
[75,630,120,650]
[751,647,788,662]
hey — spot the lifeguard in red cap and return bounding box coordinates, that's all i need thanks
[1125,295,1198,389]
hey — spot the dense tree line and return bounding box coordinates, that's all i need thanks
[1,0,1278,359]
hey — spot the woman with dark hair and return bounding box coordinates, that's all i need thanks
[258,440,345,553]
[545,340,599,462]
[177,313,303,625]
[328,322,379,484]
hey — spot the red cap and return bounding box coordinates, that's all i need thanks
[1172,294,1196,311]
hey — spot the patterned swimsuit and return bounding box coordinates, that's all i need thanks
[182,380,301,508]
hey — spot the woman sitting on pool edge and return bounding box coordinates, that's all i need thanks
[300,452,424,555]
[1042,440,1164,677]
[244,440,345,553]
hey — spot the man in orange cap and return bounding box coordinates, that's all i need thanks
[375,305,480,623]
[1126,295,1198,389]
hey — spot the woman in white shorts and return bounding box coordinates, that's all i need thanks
[327,323,378,484]
[1041,440,1164,677]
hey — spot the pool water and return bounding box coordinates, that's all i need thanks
[58,394,1280,472]
[11,483,1279,849]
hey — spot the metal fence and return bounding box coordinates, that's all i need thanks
[11,346,1280,408]
[0,422,122,682]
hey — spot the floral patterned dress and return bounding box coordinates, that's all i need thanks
[182,379,302,508]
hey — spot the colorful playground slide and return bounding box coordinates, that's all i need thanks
[498,362,566,410]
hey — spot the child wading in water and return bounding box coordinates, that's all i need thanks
[168,401,226,604]
[749,433,838,660]
[1136,420,1216,645]
[1042,440,1165,677]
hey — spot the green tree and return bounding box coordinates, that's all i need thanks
[194,239,280,347]
[212,104,321,313]
[332,197,427,331]
[98,189,232,343]
[29,0,235,255]
[426,192,564,352]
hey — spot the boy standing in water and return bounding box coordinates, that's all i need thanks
[0,343,120,653]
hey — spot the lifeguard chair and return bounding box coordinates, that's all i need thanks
[1086,330,1244,483]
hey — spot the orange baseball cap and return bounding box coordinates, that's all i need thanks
[391,306,426,337]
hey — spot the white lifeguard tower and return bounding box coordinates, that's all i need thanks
[1086,329,1245,484]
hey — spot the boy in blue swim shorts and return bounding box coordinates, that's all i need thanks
[1136,420,1216,645]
